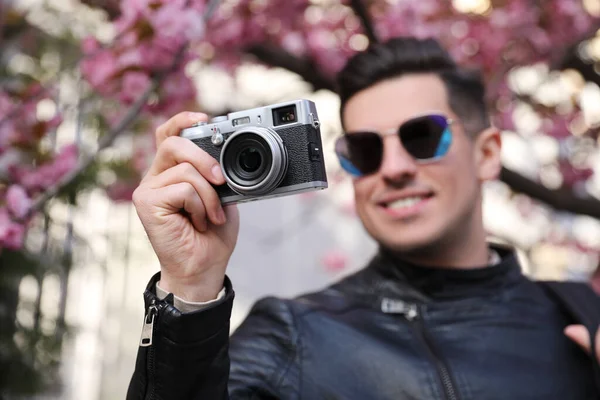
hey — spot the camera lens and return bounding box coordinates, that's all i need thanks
[239,148,262,173]
[221,127,288,196]
[224,135,271,185]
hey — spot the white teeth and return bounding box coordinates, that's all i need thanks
[387,197,424,209]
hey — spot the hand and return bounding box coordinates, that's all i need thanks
[133,112,240,302]
[565,324,600,362]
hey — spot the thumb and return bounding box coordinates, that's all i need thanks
[565,324,591,354]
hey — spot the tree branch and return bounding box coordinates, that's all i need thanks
[78,0,121,20]
[500,166,600,219]
[349,0,378,44]
[246,44,336,92]
[22,0,223,219]
[25,72,161,218]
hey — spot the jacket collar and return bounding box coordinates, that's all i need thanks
[353,244,525,303]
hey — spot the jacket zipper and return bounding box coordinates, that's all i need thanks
[140,299,158,400]
[382,299,459,400]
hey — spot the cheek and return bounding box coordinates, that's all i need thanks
[437,153,478,200]
[352,177,377,208]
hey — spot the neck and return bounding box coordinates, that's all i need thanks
[389,203,490,270]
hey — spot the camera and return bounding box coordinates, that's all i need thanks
[180,99,328,205]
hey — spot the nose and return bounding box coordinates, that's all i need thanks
[378,134,418,183]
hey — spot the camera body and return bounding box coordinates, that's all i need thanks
[180,99,328,205]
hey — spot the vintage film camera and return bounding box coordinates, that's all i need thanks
[180,99,328,205]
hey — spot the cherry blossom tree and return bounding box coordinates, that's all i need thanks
[1,0,599,289]
[3,0,600,393]
[3,0,600,253]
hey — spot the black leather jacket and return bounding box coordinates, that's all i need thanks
[127,247,598,399]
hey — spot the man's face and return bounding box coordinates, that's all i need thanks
[342,74,488,254]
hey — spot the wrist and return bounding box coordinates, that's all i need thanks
[158,273,225,302]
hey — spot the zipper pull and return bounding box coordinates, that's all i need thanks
[139,303,157,347]
[381,298,419,321]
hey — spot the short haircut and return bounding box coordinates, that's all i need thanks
[336,37,491,136]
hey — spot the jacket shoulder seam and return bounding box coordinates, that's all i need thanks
[293,290,371,319]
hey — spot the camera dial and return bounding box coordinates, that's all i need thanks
[211,116,228,123]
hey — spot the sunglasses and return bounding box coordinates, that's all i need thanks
[334,113,454,177]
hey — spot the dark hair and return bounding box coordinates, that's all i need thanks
[336,37,490,135]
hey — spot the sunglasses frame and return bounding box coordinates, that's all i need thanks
[335,112,455,177]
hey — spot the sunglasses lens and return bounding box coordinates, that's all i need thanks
[335,133,383,177]
[399,114,452,160]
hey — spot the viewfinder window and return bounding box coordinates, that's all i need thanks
[273,105,297,126]
[232,116,251,126]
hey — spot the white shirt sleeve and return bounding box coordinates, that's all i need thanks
[155,282,227,313]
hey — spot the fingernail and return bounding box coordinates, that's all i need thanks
[214,208,226,224]
[212,164,224,182]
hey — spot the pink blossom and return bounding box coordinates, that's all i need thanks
[106,181,138,202]
[0,209,8,228]
[6,185,32,219]
[412,0,441,16]
[0,148,22,178]
[280,32,306,56]
[206,17,245,47]
[0,209,25,250]
[17,144,78,192]
[555,0,581,15]
[150,3,188,38]
[321,250,348,273]
[0,91,14,114]
[137,41,180,71]
[150,70,196,115]
[494,106,516,132]
[81,50,119,89]
[210,51,242,74]
[118,48,145,69]
[546,117,572,140]
[82,36,100,53]
[2,224,24,249]
[115,7,142,35]
[121,0,168,18]
[150,4,204,41]
[558,160,594,188]
[0,120,18,148]
[120,71,151,104]
[53,144,79,177]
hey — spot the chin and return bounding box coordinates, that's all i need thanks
[378,233,443,256]
[363,216,448,256]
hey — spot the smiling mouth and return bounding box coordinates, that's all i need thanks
[383,194,433,208]
[376,193,435,217]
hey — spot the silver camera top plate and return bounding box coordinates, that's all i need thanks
[180,99,319,141]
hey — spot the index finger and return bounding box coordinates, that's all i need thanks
[155,112,208,147]
[145,136,225,185]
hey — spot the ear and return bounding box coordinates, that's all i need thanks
[474,127,502,182]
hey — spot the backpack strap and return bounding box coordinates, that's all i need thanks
[538,281,600,393]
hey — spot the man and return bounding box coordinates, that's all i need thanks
[127,37,599,399]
